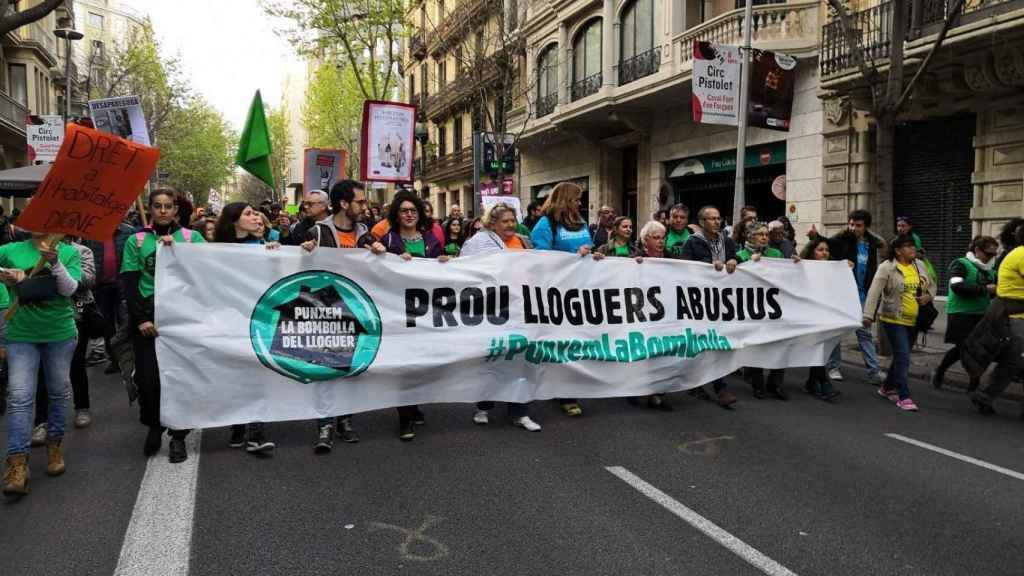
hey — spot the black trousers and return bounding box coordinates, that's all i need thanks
[133,330,161,428]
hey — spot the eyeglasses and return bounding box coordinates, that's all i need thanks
[399,207,418,215]
[301,201,324,207]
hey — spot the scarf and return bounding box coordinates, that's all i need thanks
[744,240,764,254]
[695,230,725,262]
[966,251,993,272]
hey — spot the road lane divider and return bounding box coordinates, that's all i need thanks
[885,433,1024,482]
[605,466,801,576]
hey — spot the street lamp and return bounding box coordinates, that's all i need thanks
[53,25,84,123]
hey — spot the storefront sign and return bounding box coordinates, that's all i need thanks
[692,41,741,126]
[667,142,786,178]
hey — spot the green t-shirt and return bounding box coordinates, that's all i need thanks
[444,242,460,256]
[404,238,426,257]
[0,240,82,343]
[666,229,690,253]
[614,244,631,257]
[121,228,206,298]
[736,246,784,263]
[0,284,8,309]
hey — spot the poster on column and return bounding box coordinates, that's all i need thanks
[155,245,861,429]
[359,100,415,183]
[88,95,150,145]
[748,49,798,131]
[692,41,741,126]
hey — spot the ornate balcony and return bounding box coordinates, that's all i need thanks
[410,34,427,60]
[428,0,499,57]
[570,72,602,101]
[535,92,557,118]
[821,1,894,78]
[619,46,661,86]
[423,150,473,183]
[0,91,29,137]
[675,1,820,63]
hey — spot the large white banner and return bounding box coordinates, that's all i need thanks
[156,245,860,429]
[692,41,741,126]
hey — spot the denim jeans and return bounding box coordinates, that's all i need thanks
[827,328,882,377]
[881,322,912,400]
[6,338,77,456]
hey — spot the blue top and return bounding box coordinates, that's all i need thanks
[855,240,869,303]
[266,228,280,242]
[530,216,593,253]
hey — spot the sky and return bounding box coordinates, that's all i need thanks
[122,0,302,130]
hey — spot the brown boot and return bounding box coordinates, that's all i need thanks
[3,454,30,496]
[46,439,65,477]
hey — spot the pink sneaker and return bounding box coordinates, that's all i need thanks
[877,387,898,402]
[896,398,918,411]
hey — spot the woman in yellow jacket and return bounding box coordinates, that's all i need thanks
[863,234,936,411]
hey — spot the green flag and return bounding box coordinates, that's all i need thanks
[236,90,274,189]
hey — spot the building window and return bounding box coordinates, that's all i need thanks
[437,60,446,88]
[437,122,447,156]
[536,44,558,117]
[619,0,659,85]
[420,63,429,97]
[453,116,463,153]
[409,74,416,104]
[88,12,104,28]
[572,19,602,100]
[8,63,27,107]
[91,39,105,63]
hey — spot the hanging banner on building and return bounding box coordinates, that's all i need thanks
[360,100,415,183]
[16,123,160,241]
[155,245,860,429]
[26,115,64,163]
[748,49,797,131]
[303,148,348,194]
[692,41,741,126]
[88,95,150,145]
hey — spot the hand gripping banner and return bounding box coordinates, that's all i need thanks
[155,245,860,428]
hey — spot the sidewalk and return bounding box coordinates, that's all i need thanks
[839,298,1024,400]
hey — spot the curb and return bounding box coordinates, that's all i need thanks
[841,360,1024,402]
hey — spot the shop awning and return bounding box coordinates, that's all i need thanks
[667,142,786,179]
[0,164,49,198]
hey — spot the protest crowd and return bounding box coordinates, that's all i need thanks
[3,176,1024,499]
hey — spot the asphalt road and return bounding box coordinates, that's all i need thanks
[2,362,1023,576]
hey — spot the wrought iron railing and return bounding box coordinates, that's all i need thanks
[676,0,819,62]
[821,1,894,77]
[918,0,1015,26]
[410,34,427,60]
[535,91,557,117]
[619,46,661,85]
[571,72,602,101]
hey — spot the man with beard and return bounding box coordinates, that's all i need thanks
[299,180,371,453]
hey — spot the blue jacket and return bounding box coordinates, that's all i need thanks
[530,216,592,253]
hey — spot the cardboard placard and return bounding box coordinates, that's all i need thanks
[17,123,160,241]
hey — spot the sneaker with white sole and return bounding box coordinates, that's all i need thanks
[896,398,918,411]
[828,368,843,381]
[512,416,541,431]
[73,409,92,429]
[877,386,899,402]
[31,423,46,447]
[472,410,489,425]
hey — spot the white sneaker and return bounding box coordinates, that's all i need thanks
[473,410,489,425]
[828,368,843,381]
[31,423,47,446]
[512,416,541,432]
[74,409,92,429]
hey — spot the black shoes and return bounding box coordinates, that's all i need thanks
[245,423,275,454]
[143,426,164,457]
[168,434,188,463]
[411,409,426,426]
[398,421,415,441]
[970,392,997,415]
[337,416,360,443]
[228,425,246,448]
[314,424,334,454]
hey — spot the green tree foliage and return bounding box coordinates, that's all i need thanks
[157,98,236,206]
[302,62,363,177]
[95,19,189,143]
[266,103,292,199]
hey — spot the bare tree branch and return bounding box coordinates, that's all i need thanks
[0,0,65,38]
[892,0,966,113]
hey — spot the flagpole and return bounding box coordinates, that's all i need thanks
[732,0,754,224]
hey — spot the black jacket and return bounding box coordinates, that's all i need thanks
[286,217,319,246]
[84,223,134,285]
[680,233,737,264]
[818,229,886,292]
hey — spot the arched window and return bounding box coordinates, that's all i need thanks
[571,19,602,100]
[620,0,658,84]
[536,45,558,117]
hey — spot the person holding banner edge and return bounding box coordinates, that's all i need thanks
[121,188,206,464]
[460,202,541,431]
[369,190,450,441]
[1,233,81,497]
[530,182,603,417]
[299,180,372,452]
[627,219,675,411]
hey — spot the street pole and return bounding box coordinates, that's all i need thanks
[64,37,72,122]
[472,131,481,218]
[732,0,754,224]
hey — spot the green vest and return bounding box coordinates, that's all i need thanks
[736,246,783,263]
[946,257,990,316]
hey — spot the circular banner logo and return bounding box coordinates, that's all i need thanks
[250,271,381,383]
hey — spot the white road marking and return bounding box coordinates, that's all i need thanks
[885,433,1024,482]
[606,466,800,576]
[114,431,202,576]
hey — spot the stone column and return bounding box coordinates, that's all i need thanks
[559,22,570,105]
[603,0,615,88]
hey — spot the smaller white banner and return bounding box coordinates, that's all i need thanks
[89,95,150,145]
[692,41,741,126]
[26,115,64,162]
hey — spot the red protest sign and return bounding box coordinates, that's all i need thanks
[17,123,160,241]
